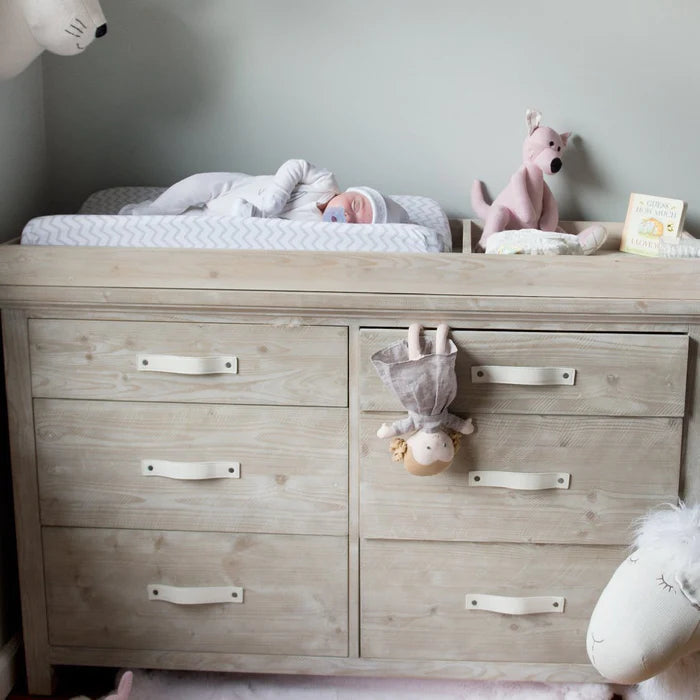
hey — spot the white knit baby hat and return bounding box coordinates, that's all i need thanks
[346,186,408,224]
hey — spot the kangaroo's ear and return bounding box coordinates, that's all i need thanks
[676,562,700,611]
[526,108,542,135]
[560,131,571,147]
[117,670,133,697]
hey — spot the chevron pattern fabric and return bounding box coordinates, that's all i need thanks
[22,188,451,253]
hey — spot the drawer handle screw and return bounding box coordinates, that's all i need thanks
[142,359,149,366]
[232,591,238,598]
[562,372,569,379]
[557,477,564,484]
[471,600,478,606]
[153,589,159,596]
[147,465,154,471]
[225,362,232,368]
[474,475,481,482]
[553,601,559,607]
[477,370,484,377]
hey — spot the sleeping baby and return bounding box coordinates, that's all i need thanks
[119,159,409,225]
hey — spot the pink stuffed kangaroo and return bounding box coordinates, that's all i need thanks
[72,670,133,700]
[104,672,133,700]
[471,109,606,252]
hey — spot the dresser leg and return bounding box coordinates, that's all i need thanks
[3,311,55,697]
[26,662,55,696]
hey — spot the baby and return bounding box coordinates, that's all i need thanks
[120,159,409,225]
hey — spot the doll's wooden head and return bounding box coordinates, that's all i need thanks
[390,428,461,477]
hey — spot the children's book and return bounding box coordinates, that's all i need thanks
[619,193,688,257]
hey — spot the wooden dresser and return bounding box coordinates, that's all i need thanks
[0,221,697,694]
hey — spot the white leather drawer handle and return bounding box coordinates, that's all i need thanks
[142,459,240,480]
[469,470,570,490]
[466,594,565,615]
[137,354,238,375]
[471,365,575,385]
[148,584,243,605]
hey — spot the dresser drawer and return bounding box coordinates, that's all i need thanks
[44,528,348,657]
[361,540,623,664]
[360,329,688,416]
[360,414,681,544]
[29,320,347,406]
[35,399,348,535]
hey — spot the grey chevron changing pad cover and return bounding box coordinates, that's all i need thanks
[20,187,452,253]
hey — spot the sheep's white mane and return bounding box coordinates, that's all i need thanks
[633,502,700,569]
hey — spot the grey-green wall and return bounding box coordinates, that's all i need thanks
[41,0,700,232]
[0,60,47,648]
[0,61,47,241]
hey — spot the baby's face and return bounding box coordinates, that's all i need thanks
[325,192,373,224]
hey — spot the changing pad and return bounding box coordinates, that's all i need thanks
[20,187,452,253]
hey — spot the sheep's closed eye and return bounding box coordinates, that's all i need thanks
[657,574,675,593]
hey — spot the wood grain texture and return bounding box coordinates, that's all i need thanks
[1,311,53,695]
[47,646,607,683]
[681,326,700,503]
[2,234,700,300]
[43,528,348,657]
[347,325,361,657]
[3,285,700,320]
[1,226,696,686]
[361,414,681,544]
[360,329,688,416]
[29,320,348,407]
[35,399,348,535]
[361,540,625,664]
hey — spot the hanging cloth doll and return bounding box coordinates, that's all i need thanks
[371,324,474,476]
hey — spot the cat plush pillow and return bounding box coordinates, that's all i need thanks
[0,0,107,79]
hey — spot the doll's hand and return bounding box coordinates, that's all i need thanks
[377,423,395,439]
[458,418,475,435]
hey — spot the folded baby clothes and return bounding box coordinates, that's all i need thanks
[484,227,606,255]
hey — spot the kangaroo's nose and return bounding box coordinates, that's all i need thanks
[95,24,108,38]
[551,157,562,174]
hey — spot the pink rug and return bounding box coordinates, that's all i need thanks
[83,669,617,700]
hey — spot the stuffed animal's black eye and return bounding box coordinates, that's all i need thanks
[549,141,554,146]
[426,445,431,449]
